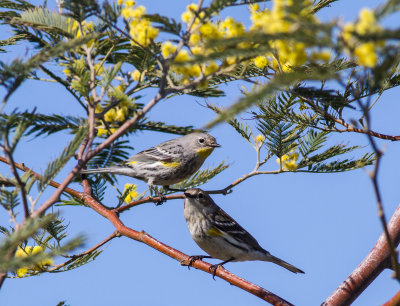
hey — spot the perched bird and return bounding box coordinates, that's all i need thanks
[81,133,220,190]
[183,188,304,276]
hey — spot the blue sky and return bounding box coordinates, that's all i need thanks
[1,0,400,305]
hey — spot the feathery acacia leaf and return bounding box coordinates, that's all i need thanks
[171,161,229,190]
[39,125,88,191]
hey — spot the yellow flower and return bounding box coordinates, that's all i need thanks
[15,246,53,277]
[204,61,219,75]
[356,8,376,35]
[276,149,299,171]
[284,160,298,171]
[253,56,268,69]
[63,68,71,76]
[354,42,377,67]
[97,128,107,137]
[131,70,141,81]
[161,41,177,58]
[174,49,190,62]
[255,134,265,144]
[124,183,139,203]
[104,108,117,122]
[125,0,135,7]
[117,0,123,5]
[181,11,192,23]
[116,107,127,122]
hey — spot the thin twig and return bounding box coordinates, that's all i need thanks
[48,231,119,272]
[1,138,29,219]
[299,95,400,141]
[357,97,400,282]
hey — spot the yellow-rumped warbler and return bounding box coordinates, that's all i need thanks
[183,188,304,276]
[81,133,220,189]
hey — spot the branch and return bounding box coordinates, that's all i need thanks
[0,157,294,305]
[322,204,400,305]
[383,289,400,306]
[116,194,185,213]
[48,231,119,272]
[298,95,400,141]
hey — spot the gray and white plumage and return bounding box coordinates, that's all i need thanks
[80,133,220,187]
[184,188,304,274]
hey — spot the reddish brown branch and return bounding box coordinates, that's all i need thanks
[323,204,400,305]
[0,157,293,305]
[116,194,185,213]
[383,289,400,306]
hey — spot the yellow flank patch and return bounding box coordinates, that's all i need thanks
[128,161,137,165]
[197,147,213,158]
[161,161,181,168]
[207,227,223,237]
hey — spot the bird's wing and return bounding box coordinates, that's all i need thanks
[126,142,184,163]
[211,207,265,252]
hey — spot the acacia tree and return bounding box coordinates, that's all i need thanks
[0,0,400,305]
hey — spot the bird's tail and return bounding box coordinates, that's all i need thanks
[80,166,132,176]
[266,254,305,274]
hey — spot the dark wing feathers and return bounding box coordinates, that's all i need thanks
[126,142,184,163]
[212,208,266,252]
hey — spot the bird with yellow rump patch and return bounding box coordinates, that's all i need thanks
[81,133,220,192]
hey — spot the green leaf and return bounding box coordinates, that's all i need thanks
[39,125,88,191]
[207,68,337,128]
[171,161,229,190]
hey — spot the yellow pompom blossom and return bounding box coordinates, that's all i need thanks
[253,56,268,69]
[131,70,141,81]
[354,43,378,67]
[161,41,177,58]
[276,150,299,171]
[120,2,159,47]
[15,246,53,277]
[255,134,265,144]
[124,183,139,203]
[104,108,117,122]
[341,8,383,68]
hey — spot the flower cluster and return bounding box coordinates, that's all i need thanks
[120,0,159,47]
[341,8,383,67]
[276,150,299,171]
[123,183,139,203]
[15,246,53,277]
[95,85,135,137]
[249,0,325,71]
[159,4,247,85]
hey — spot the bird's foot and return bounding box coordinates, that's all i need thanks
[208,264,221,280]
[181,255,212,270]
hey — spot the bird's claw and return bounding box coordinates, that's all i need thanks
[181,255,211,270]
[209,264,220,280]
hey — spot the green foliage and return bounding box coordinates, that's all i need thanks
[39,125,88,191]
[171,161,229,190]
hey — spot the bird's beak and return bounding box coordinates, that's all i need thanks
[209,143,221,148]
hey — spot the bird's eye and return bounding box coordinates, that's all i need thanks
[199,138,205,144]
[198,193,204,199]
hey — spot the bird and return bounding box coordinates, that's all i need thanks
[183,188,304,277]
[81,133,220,191]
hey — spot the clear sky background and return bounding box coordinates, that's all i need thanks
[1,0,400,305]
